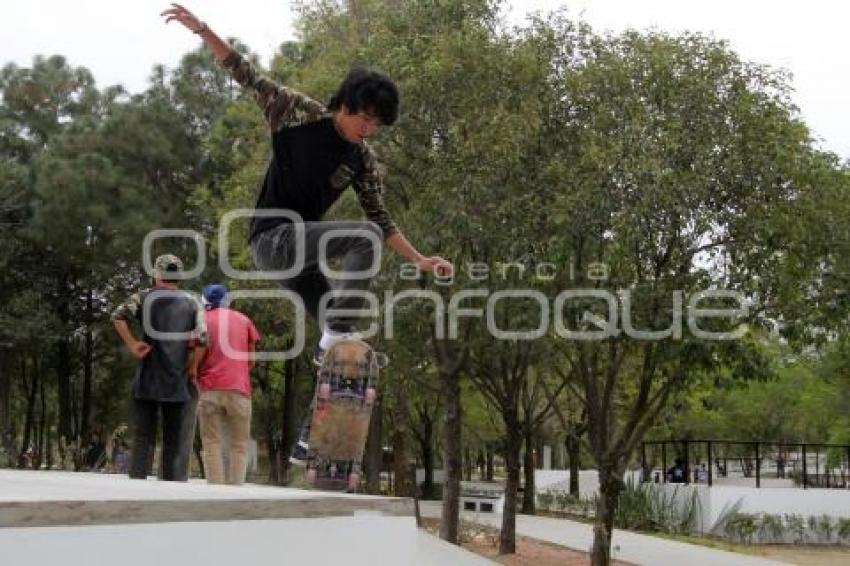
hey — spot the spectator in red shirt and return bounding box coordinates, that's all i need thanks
[192,284,261,485]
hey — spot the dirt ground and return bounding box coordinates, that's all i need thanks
[756,546,850,566]
[421,516,850,565]
[648,531,850,565]
[420,518,633,565]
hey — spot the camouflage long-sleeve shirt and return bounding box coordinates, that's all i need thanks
[221,51,397,240]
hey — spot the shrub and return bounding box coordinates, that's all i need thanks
[784,514,806,544]
[757,514,785,543]
[725,513,758,544]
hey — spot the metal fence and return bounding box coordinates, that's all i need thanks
[641,439,850,489]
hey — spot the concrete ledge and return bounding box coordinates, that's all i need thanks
[0,496,415,528]
[0,471,493,565]
[0,470,413,528]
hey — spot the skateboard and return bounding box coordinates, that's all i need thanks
[305,339,385,491]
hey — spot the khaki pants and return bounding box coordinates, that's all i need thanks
[198,390,252,485]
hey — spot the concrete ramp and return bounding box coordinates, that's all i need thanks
[0,470,492,565]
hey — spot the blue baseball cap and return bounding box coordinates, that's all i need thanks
[202,284,229,309]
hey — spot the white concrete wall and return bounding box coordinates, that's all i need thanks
[712,477,795,488]
[535,469,643,498]
[657,483,850,533]
[709,486,850,523]
[534,470,599,499]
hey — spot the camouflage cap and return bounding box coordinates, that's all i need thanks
[154,254,184,275]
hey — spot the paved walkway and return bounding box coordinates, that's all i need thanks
[419,501,790,566]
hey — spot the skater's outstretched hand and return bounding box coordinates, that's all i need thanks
[161,4,233,62]
[416,256,454,278]
[161,3,206,33]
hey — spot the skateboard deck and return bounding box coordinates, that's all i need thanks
[305,339,382,491]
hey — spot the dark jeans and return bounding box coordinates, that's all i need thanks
[129,398,185,481]
[250,220,383,333]
[172,382,198,481]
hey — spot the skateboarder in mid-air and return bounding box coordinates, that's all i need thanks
[163,4,453,466]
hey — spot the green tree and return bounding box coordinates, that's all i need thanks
[529,20,850,564]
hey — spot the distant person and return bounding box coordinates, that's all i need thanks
[696,462,708,483]
[112,254,206,481]
[191,284,261,485]
[114,441,130,474]
[84,431,106,471]
[666,458,686,483]
[776,454,786,479]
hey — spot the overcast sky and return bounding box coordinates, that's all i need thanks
[2,0,846,158]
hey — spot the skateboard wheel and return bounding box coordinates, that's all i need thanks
[365,387,376,405]
[305,469,317,484]
[318,383,331,400]
[348,472,360,490]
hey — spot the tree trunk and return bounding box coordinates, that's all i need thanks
[81,288,94,439]
[281,354,297,483]
[567,434,581,497]
[485,446,494,481]
[267,435,280,484]
[464,446,473,481]
[536,435,545,468]
[521,427,536,514]
[417,411,436,499]
[590,466,624,566]
[365,392,383,494]
[20,357,38,468]
[391,385,414,497]
[477,450,485,480]
[500,423,521,554]
[56,339,73,443]
[439,368,462,544]
[258,363,279,485]
[0,350,11,435]
[46,414,53,469]
[37,368,47,469]
[391,424,413,496]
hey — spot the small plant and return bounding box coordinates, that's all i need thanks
[581,495,595,519]
[554,490,576,514]
[613,477,701,535]
[784,514,806,544]
[537,491,554,512]
[807,515,819,540]
[724,513,758,544]
[757,514,785,543]
[837,517,850,543]
[710,498,745,536]
[817,514,834,543]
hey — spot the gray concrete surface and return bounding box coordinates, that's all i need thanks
[0,470,493,565]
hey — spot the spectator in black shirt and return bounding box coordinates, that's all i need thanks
[112,254,206,480]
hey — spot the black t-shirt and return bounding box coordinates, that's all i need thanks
[250,117,365,240]
[112,288,203,403]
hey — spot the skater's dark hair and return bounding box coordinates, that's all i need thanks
[328,67,399,126]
